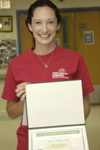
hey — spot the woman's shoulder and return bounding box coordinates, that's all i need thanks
[10,48,32,64]
[57,45,83,58]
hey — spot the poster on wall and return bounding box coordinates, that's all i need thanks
[0,40,17,69]
[0,0,11,9]
[0,16,12,32]
[84,31,94,44]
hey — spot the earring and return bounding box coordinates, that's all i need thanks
[56,28,61,33]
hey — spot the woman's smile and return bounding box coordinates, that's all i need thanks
[39,34,50,38]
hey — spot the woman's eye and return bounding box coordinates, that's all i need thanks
[49,21,54,24]
[35,22,41,24]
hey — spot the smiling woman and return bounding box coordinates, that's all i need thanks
[25,0,62,55]
[27,6,60,54]
[1,0,94,150]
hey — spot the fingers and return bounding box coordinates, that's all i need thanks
[15,83,26,93]
[16,89,26,98]
[15,82,26,101]
[20,93,26,101]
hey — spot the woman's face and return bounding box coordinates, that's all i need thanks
[28,6,60,46]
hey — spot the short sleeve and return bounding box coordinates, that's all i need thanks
[75,54,94,96]
[2,62,19,101]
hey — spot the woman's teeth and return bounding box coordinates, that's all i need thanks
[40,34,50,37]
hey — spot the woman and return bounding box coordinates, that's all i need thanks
[2,0,94,149]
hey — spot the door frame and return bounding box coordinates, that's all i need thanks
[16,7,100,54]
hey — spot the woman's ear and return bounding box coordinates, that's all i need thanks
[28,23,33,32]
[57,23,61,32]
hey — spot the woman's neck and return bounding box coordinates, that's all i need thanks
[33,43,56,55]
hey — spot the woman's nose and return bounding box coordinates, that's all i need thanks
[42,23,48,32]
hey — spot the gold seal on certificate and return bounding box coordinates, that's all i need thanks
[23,80,89,150]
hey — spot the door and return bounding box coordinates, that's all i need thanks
[55,12,74,50]
[19,14,33,53]
[75,11,100,84]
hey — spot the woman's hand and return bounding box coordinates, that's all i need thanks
[15,82,26,101]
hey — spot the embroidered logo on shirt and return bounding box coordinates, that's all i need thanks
[52,68,69,79]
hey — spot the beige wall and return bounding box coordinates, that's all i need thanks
[56,0,100,8]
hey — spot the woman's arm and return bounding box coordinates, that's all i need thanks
[6,82,26,119]
[6,100,24,119]
[83,94,90,119]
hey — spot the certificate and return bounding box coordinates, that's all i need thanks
[25,80,89,150]
[29,126,89,150]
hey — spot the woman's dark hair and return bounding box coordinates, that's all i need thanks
[25,0,62,46]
